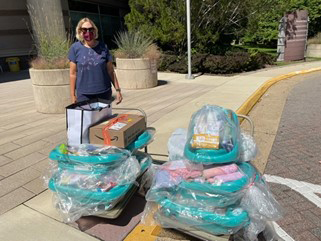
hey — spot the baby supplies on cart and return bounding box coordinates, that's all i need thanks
[142,105,282,241]
[46,107,155,222]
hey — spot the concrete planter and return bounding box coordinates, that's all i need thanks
[29,68,70,113]
[115,58,158,89]
[306,44,321,58]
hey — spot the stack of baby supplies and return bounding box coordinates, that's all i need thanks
[46,126,155,222]
[142,105,282,241]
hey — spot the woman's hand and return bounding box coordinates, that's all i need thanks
[71,95,77,103]
[116,91,123,105]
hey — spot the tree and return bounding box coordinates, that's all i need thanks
[125,0,259,55]
[244,0,321,46]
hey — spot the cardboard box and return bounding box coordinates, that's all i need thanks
[89,114,146,148]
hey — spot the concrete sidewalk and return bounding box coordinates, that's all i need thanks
[0,61,320,241]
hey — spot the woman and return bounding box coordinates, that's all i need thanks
[68,18,122,104]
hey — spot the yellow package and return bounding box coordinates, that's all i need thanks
[191,134,219,149]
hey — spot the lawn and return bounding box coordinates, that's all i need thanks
[237,44,277,57]
[237,44,321,66]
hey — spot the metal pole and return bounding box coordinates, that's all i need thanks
[186,0,194,79]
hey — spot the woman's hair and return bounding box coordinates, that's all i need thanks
[75,18,99,42]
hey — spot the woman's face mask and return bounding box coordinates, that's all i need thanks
[83,32,94,41]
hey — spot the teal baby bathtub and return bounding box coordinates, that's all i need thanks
[156,198,249,234]
[184,109,241,164]
[48,152,152,207]
[179,162,256,194]
[176,163,260,207]
[126,128,155,151]
[49,144,129,165]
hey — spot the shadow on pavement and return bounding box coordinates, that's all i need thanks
[75,194,146,231]
[157,80,168,86]
[0,70,30,83]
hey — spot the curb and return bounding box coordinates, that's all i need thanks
[236,67,321,116]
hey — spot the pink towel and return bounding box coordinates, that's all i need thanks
[208,171,244,184]
[203,164,238,179]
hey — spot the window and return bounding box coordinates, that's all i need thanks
[68,0,125,48]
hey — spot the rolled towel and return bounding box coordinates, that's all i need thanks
[203,164,238,179]
[208,171,244,184]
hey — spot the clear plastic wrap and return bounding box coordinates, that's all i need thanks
[49,144,131,166]
[167,128,188,160]
[48,155,140,222]
[146,160,257,207]
[138,163,157,196]
[142,200,249,236]
[142,160,282,240]
[239,132,258,162]
[240,180,283,241]
[231,221,281,241]
[46,144,143,222]
[184,105,241,164]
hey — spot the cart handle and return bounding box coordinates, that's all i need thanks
[112,107,147,122]
[237,114,254,137]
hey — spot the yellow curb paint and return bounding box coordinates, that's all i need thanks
[124,224,162,241]
[236,67,321,116]
[125,66,321,241]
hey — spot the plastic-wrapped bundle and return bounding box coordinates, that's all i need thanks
[143,199,250,236]
[184,105,241,164]
[48,155,140,222]
[240,180,283,241]
[46,144,152,222]
[49,144,131,166]
[167,128,188,160]
[142,160,283,240]
[239,132,258,162]
[168,128,257,164]
[146,160,258,207]
[157,199,249,235]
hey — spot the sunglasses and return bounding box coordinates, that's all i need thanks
[80,27,95,33]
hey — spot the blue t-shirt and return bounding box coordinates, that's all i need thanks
[68,41,113,95]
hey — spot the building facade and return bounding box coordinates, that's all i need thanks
[0,0,129,71]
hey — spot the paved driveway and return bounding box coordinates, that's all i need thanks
[265,72,321,241]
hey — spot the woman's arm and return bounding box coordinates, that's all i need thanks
[107,61,122,104]
[70,62,77,103]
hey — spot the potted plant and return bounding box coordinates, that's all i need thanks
[27,0,71,114]
[306,33,321,58]
[114,31,161,89]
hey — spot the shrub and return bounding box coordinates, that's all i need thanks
[203,53,250,74]
[27,1,71,69]
[160,51,275,74]
[158,54,178,71]
[308,32,321,45]
[114,31,161,60]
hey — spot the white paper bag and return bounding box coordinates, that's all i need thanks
[66,98,112,145]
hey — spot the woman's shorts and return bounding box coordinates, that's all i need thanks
[77,90,112,102]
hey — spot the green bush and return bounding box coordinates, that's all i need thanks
[158,54,178,72]
[159,51,275,74]
[27,1,71,69]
